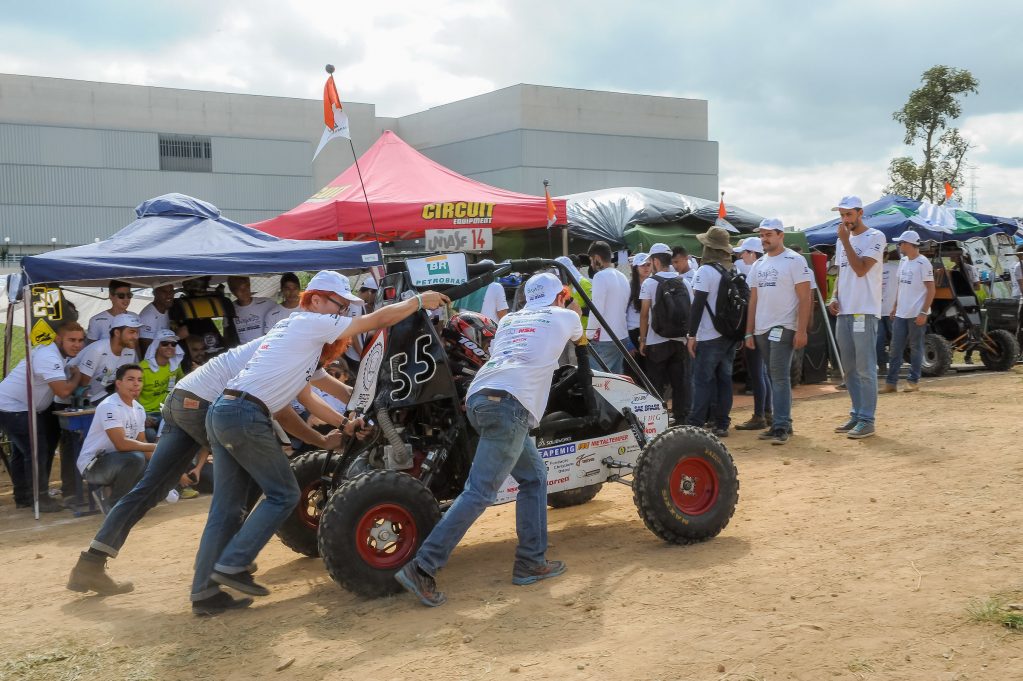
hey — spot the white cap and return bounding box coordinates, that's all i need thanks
[110,313,142,329]
[359,275,378,291]
[631,253,649,267]
[733,236,764,254]
[832,195,863,211]
[895,229,921,245]
[153,328,179,343]
[307,270,362,303]
[523,272,563,309]
[648,242,672,255]
[758,217,785,232]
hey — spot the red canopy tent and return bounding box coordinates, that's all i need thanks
[251,131,567,241]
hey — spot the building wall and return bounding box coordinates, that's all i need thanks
[0,75,717,250]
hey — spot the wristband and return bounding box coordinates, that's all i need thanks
[415,294,423,311]
[744,333,754,339]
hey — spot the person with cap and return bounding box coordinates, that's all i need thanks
[626,253,651,370]
[827,196,887,439]
[70,313,141,405]
[137,283,175,356]
[342,274,376,374]
[86,280,135,343]
[732,235,773,431]
[744,219,812,444]
[686,227,740,436]
[77,364,153,509]
[192,271,448,603]
[261,272,302,331]
[875,247,900,374]
[138,328,186,439]
[586,240,631,373]
[0,321,86,512]
[227,276,277,345]
[880,230,935,394]
[639,243,692,424]
[396,272,583,607]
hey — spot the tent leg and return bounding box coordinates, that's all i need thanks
[816,290,845,384]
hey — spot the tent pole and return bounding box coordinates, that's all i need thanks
[561,226,569,257]
[2,296,14,377]
[22,284,40,520]
[817,289,845,384]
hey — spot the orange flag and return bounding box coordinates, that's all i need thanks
[313,72,351,160]
[545,185,557,228]
[944,182,954,201]
[718,192,727,219]
[714,191,739,233]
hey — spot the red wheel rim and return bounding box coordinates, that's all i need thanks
[668,457,719,516]
[354,503,418,569]
[296,481,324,530]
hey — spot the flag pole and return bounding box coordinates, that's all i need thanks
[543,179,554,259]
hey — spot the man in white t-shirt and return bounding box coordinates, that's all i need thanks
[586,240,630,374]
[193,271,448,603]
[827,195,887,439]
[743,219,812,444]
[686,227,739,436]
[1011,246,1023,299]
[77,364,153,508]
[0,321,86,512]
[639,243,691,424]
[397,273,583,607]
[875,249,900,373]
[881,230,936,393]
[732,236,773,431]
[476,260,509,322]
[671,245,697,286]
[71,313,141,404]
[137,284,175,356]
[261,272,302,332]
[228,276,277,344]
[86,280,134,343]
[343,276,374,371]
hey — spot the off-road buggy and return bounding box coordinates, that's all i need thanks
[916,243,1019,376]
[276,257,739,598]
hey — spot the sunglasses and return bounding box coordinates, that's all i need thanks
[158,341,178,347]
[113,292,133,299]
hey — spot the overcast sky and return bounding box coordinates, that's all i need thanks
[2,0,1020,227]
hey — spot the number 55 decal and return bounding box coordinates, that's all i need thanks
[390,334,438,401]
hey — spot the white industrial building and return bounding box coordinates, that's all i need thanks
[0,73,718,253]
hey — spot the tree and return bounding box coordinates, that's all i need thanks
[885,65,978,203]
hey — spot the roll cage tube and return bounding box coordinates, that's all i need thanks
[419,257,663,405]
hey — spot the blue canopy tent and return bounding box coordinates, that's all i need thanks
[14,193,383,518]
[804,195,1019,247]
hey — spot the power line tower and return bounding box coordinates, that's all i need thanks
[967,166,979,212]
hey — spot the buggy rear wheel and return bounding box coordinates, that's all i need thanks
[548,483,603,509]
[632,426,738,544]
[919,333,952,377]
[318,470,440,598]
[979,329,1019,371]
[276,450,330,557]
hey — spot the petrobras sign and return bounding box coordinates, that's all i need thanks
[406,253,468,287]
[424,228,492,252]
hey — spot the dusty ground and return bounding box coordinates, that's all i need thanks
[2,369,1022,681]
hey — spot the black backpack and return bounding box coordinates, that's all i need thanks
[707,263,750,342]
[650,274,691,338]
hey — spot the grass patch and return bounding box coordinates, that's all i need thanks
[1,322,27,368]
[968,593,1023,632]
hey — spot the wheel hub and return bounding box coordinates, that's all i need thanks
[678,474,697,496]
[667,456,720,516]
[370,520,397,546]
[355,503,419,569]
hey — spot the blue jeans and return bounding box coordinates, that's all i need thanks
[835,314,878,425]
[755,329,795,431]
[91,391,209,557]
[590,340,624,374]
[0,409,51,505]
[84,451,148,504]
[886,317,926,385]
[875,316,892,368]
[742,344,773,417]
[191,396,298,600]
[413,392,547,577]
[687,337,738,429]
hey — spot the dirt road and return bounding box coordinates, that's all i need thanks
[2,370,1021,680]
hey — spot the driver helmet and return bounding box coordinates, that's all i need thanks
[442,311,497,370]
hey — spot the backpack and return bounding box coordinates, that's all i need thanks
[650,274,691,338]
[707,263,750,342]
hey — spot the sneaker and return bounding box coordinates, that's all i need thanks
[757,428,776,441]
[836,383,847,390]
[512,559,567,586]
[846,422,876,439]
[834,418,859,433]
[394,562,446,607]
[210,569,270,597]
[769,429,789,445]
[192,591,253,616]
[879,384,897,394]
[712,427,729,438]
[904,382,919,393]
[735,415,768,431]
[179,487,200,500]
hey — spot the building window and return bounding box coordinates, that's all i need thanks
[158,134,213,172]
